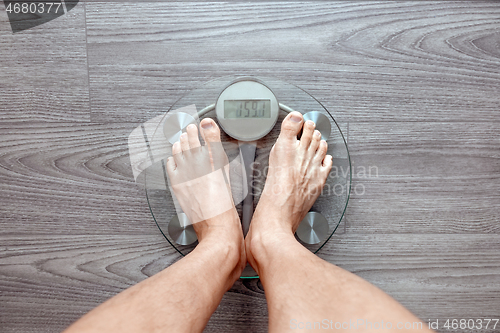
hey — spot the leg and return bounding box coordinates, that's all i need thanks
[246,112,432,332]
[64,119,245,333]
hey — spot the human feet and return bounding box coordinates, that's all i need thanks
[166,119,245,266]
[246,112,332,273]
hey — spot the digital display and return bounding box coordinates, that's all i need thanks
[224,100,271,119]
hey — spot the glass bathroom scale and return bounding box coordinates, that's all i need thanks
[139,76,351,278]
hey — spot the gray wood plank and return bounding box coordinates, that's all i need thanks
[0,234,180,333]
[85,1,500,123]
[317,233,500,324]
[346,122,500,234]
[0,2,89,123]
[1,234,499,332]
[0,122,158,235]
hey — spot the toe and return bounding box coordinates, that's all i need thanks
[322,154,333,170]
[279,112,303,141]
[314,140,328,164]
[200,118,227,170]
[172,141,182,155]
[172,141,183,163]
[180,132,190,151]
[200,118,221,144]
[186,124,201,148]
[300,120,316,149]
[309,130,321,154]
[166,156,177,174]
[318,154,332,184]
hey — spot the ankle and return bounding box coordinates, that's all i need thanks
[251,203,296,235]
[247,228,297,274]
[195,209,243,243]
[198,234,244,268]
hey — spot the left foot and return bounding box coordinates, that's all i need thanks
[166,119,245,271]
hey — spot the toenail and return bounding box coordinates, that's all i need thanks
[290,114,302,122]
[187,124,196,130]
[314,130,321,138]
[180,133,187,139]
[306,120,315,127]
[201,121,213,129]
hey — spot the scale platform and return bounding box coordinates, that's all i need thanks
[133,76,351,278]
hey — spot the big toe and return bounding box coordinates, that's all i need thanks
[200,118,221,144]
[200,118,226,170]
[279,112,303,141]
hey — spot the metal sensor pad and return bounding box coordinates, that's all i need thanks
[296,212,330,245]
[163,113,197,145]
[303,111,331,141]
[168,213,197,246]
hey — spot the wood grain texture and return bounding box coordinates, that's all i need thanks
[0,3,90,123]
[1,234,499,332]
[85,1,500,123]
[0,122,159,235]
[346,122,500,234]
[1,1,499,333]
[0,234,180,333]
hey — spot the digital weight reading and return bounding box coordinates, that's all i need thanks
[215,79,279,141]
[224,100,271,119]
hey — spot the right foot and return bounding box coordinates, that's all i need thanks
[246,112,333,273]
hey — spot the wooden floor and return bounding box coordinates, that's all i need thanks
[1,2,499,332]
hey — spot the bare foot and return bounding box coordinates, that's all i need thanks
[246,112,332,274]
[166,118,245,272]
